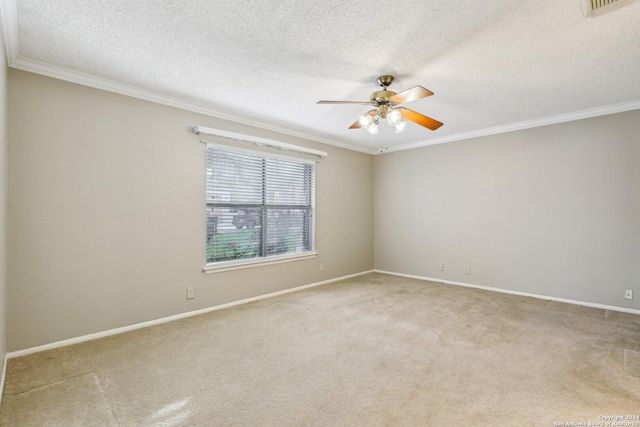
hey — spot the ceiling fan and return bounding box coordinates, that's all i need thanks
[317,75,443,135]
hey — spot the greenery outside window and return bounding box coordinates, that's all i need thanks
[205,145,315,269]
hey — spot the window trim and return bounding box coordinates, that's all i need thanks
[203,251,318,274]
[203,142,317,272]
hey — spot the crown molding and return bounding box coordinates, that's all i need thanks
[0,0,17,63]
[383,99,640,154]
[12,52,638,157]
[1,0,638,157]
[0,0,372,154]
[13,50,640,155]
[8,55,374,155]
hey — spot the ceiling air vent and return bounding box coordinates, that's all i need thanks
[581,0,637,17]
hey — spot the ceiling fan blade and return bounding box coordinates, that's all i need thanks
[349,110,377,129]
[349,119,362,129]
[390,86,434,104]
[317,100,373,105]
[400,108,443,131]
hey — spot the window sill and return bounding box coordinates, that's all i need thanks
[203,252,318,274]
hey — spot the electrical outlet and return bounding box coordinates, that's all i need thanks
[320,264,324,273]
[187,287,195,299]
[625,289,633,300]
[464,265,470,275]
[438,263,443,271]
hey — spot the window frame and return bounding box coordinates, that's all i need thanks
[203,143,318,274]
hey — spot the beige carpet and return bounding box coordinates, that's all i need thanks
[1,273,639,426]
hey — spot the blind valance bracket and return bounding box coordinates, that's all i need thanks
[193,126,328,158]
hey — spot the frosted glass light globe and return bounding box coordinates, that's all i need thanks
[387,109,402,126]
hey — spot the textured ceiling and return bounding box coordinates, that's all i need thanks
[6,0,640,153]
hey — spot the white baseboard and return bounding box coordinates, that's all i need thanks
[0,354,6,407]
[375,269,640,316]
[6,270,374,359]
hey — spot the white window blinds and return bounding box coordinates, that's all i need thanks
[206,145,315,265]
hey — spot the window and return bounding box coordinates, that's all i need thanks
[205,145,315,268]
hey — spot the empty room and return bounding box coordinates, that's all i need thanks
[0,0,639,425]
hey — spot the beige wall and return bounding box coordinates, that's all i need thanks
[0,22,8,371]
[374,109,640,310]
[7,66,640,352]
[7,69,373,351]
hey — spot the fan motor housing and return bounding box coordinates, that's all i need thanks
[370,90,396,104]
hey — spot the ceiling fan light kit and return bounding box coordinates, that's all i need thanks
[317,75,443,135]
[357,107,407,134]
